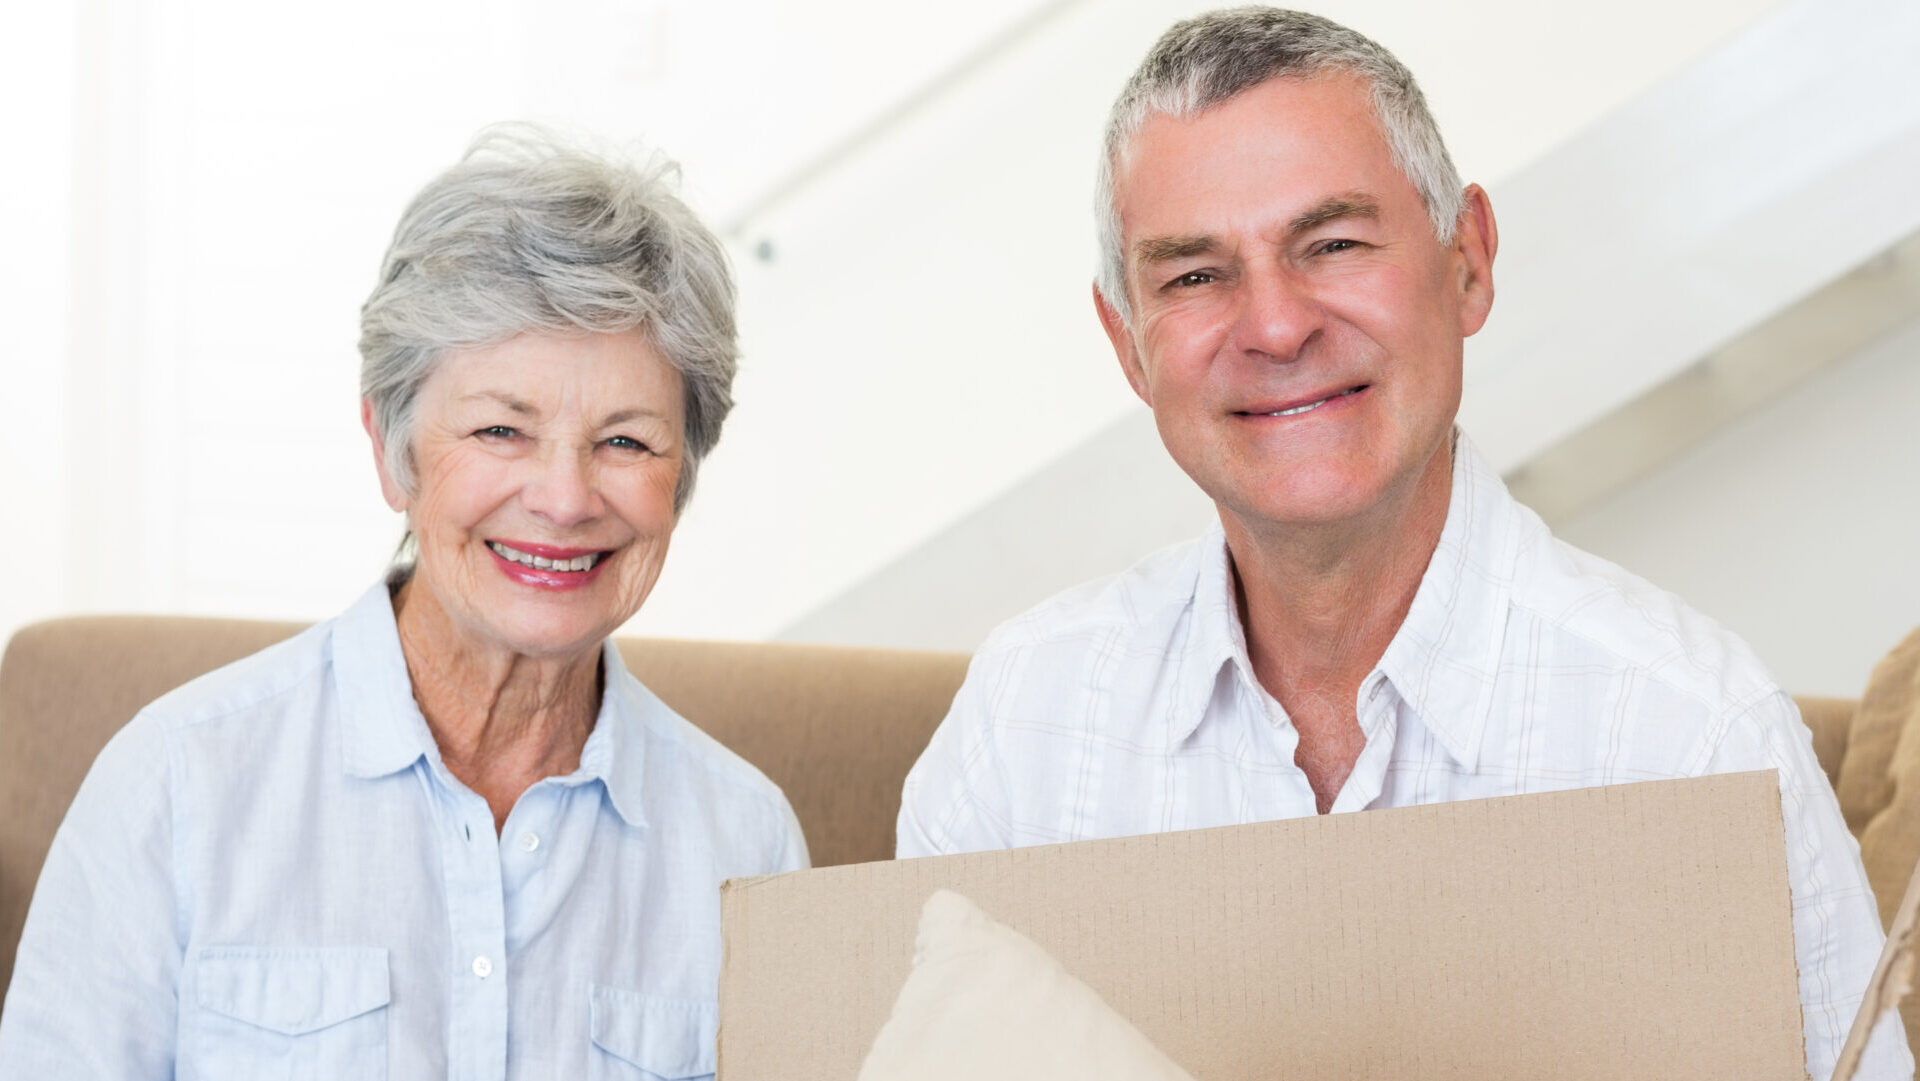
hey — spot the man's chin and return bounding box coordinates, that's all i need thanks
[1203,465,1394,531]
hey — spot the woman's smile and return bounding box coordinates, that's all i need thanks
[485,539,615,589]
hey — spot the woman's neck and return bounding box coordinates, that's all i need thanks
[391,580,601,830]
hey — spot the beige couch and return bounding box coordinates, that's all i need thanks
[3,616,1917,1052]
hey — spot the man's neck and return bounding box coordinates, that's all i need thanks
[1221,442,1454,810]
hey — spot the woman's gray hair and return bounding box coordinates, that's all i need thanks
[359,123,738,513]
[1094,7,1465,323]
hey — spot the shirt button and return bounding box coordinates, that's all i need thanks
[518,831,539,852]
[472,955,493,979]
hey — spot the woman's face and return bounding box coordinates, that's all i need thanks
[369,329,686,661]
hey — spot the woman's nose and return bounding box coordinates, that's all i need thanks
[521,447,601,527]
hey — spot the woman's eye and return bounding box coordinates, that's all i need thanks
[605,435,651,453]
[473,425,518,439]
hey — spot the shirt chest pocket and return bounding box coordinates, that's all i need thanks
[588,984,718,1081]
[192,946,390,1080]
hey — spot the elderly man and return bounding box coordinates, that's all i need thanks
[897,8,1909,1077]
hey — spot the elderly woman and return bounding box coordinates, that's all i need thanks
[0,128,805,1078]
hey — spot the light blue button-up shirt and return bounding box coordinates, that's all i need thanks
[0,583,808,1080]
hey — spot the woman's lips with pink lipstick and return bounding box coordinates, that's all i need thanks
[486,540,613,590]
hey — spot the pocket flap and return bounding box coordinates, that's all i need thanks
[196,946,391,1036]
[589,985,718,1079]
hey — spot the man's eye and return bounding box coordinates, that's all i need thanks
[1316,239,1361,255]
[1169,270,1216,288]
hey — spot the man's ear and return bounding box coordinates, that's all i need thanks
[1094,282,1153,406]
[361,399,409,512]
[1454,183,1498,338]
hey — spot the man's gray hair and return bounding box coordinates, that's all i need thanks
[359,123,738,513]
[1095,7,1465,322]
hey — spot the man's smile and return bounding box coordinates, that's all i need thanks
[1234,383,1371,418]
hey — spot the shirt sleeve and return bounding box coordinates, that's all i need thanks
[896,654,1016,858]
[773,793,811,872]
[1707,691,1915,1081]
[0,713,182,1079]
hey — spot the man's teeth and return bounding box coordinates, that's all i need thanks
[1264,386,1362,417]
[487,542,600,571]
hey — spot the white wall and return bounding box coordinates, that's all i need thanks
[778,0,1920,664]
[777,408,1214,650]
[1556,313,1920,698]
[0,0,1046,642]
[0,4,76,645]
[638,0,1802,640]
[1,0,1800,654]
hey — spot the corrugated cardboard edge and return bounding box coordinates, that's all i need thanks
[1832,852,1920,1081]
[1767,775,1814,1081]
[719,772,1807,1080]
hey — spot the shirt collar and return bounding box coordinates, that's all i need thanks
[578,641,652,831]
[330,582,652,829]
[1167,431,1520,768]
[333,582,439,779]
[1168,522,1246,747]
[1373,431,1520,771]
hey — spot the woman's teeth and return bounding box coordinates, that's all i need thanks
[488,542,600,572]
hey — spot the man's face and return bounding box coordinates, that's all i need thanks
[1098,73,1495,536]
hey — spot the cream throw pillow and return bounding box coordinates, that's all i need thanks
[857,889,1197,1081]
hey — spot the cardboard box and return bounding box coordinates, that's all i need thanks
[719,771,1807,1079]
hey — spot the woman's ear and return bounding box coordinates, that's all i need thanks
[361,399,409,513]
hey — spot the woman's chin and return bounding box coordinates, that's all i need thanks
[472,604,631,661]
[410,586,633,664]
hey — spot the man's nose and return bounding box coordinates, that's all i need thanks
[1231,262,1324,362]
[521,446,602,527]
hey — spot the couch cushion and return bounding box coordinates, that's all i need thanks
[1837,626,1920,886]
[1831,626,1920,1051]
[1797,696,1857,786]
[613,638,967,870]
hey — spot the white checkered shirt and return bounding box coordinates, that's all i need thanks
[898,433,1910,1080]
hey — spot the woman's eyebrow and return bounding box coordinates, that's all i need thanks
[600,407,669,426]
[456,390,538,415]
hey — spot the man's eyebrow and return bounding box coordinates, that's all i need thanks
[1289,193,1380,235]
[1130,193,1382,267]
[1134,234,1221,265]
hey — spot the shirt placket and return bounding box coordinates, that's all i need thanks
[1332,676,1399,813]
[498,782,561,969]
[424,765,511,1081]
[1235,670,1317,822]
